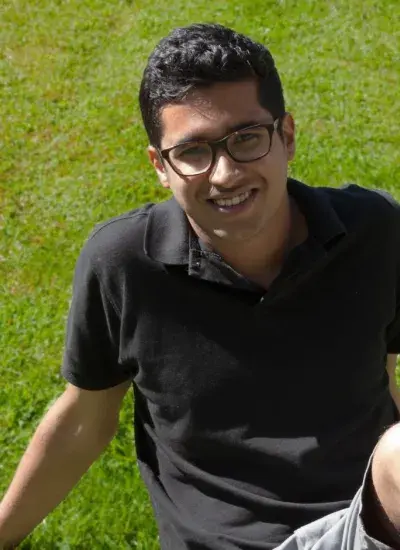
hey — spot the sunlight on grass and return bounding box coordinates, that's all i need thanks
[1,0,399,547]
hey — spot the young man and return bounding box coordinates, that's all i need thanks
[1,23,400,550]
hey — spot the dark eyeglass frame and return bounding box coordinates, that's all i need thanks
[158,118,280,176]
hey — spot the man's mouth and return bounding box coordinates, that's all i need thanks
[211,190,251,207]
[208,189,257,211]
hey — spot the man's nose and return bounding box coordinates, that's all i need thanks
[208,150,241,187]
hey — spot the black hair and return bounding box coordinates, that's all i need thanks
[139,23,286,147]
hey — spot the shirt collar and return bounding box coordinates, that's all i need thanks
[144,178,347,266]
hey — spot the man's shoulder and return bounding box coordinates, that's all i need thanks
[76,201,161,276]
[89,202,153,248]
[322,183,400,213]
[317,183,400,232]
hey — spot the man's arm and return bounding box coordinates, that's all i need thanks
[386,354,400,413]
[0,379,131,549]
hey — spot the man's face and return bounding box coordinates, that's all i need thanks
[148,80,295,244]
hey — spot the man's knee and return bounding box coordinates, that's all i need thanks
[370,422,400,544]
[373,422,400,480]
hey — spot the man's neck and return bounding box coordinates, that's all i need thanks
[193,194,308,289]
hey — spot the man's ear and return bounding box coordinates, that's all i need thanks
[281,113,295,161]
[148,146,170,188]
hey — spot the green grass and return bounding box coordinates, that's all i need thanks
[1,0,399,547]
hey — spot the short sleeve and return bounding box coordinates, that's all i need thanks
[61,243,132,390]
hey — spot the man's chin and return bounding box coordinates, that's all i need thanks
[212,227,259,242]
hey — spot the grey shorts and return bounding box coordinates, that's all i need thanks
[276,452,392,550]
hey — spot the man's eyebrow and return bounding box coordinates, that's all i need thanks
[173,120,271,146]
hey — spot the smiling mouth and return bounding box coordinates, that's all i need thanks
[208,189,257,211]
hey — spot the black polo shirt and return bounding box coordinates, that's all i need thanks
[62,178,400,550]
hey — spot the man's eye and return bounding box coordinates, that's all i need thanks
[177,145,207,158]
[234,133,259,144]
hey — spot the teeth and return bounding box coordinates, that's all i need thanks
[213,191,251,207]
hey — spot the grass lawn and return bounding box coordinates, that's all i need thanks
[1,0,399,547]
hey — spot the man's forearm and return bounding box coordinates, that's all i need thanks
[0,393,115,548]
[390,385,400,414]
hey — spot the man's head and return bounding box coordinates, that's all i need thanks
[139,24,295,247]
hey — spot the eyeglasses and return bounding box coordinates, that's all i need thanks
[158,119,280,176]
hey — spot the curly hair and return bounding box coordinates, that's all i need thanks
[139,23,286,147]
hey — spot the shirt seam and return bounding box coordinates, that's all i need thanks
[83,210,150,317]
[88,210,150,243]
[90,262,122,318]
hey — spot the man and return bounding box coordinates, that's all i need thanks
[0,23,400,550]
